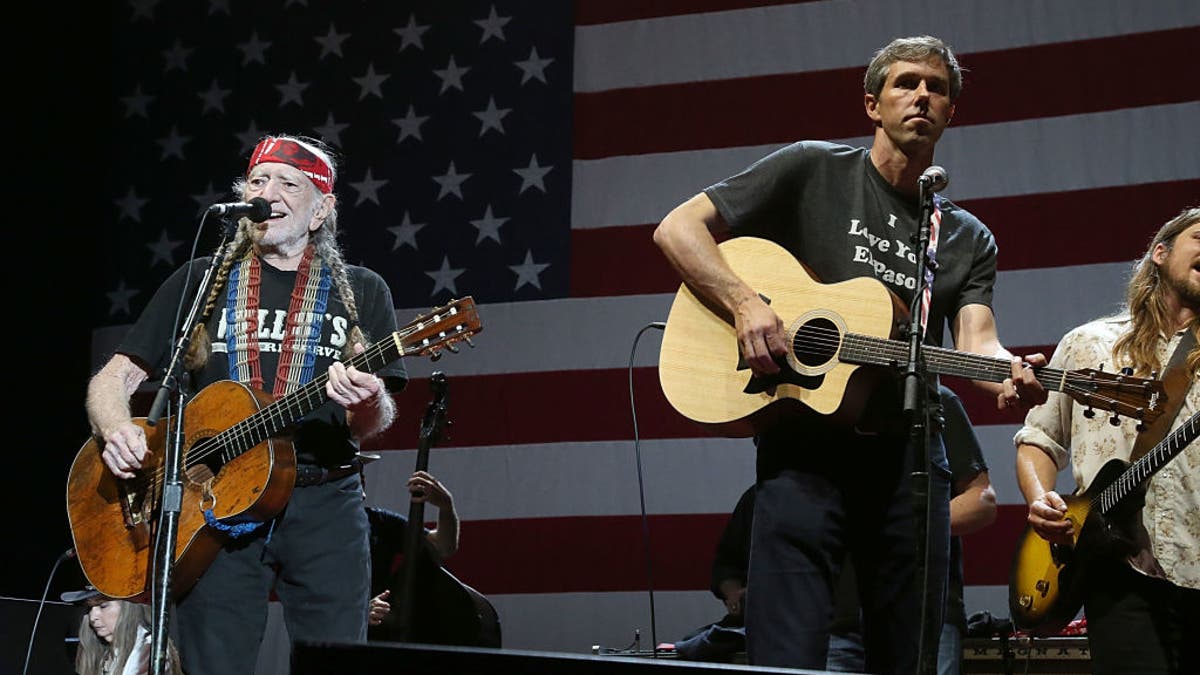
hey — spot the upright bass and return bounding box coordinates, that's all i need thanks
[368,372,501,647]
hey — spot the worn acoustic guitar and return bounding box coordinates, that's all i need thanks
[658,237,1166,437]
[1009,410,1199,635]
[66,297,481,601]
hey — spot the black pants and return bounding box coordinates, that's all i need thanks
[1085,559,1200,675]
[745,431,951,674]
[175,474,370,675]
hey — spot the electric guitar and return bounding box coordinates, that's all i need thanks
[1009,410,1199,636]
[657,237,1166,436]
[66,297,482,601]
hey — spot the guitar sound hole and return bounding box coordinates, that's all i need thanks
[793,317,839,367]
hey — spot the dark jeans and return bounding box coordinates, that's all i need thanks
[1085,559,1200,675]
[745,431,950,674]
[175,474,371,675]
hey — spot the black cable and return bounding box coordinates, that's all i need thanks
[628,320,667,656]
[22,547,76,675]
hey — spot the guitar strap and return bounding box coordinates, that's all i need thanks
[1128,328,1196,463]
[1122,327,1195,580]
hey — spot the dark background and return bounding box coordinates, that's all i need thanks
[9,15,103,605]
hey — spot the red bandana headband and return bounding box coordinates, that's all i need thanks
[247,137,335,193]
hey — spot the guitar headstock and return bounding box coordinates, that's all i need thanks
[1064,368,1167,424]
[400,297,482,359]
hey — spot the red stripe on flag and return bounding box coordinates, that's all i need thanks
[574,0,810,26]
[567,181,1200,298]
[434,505,1030,595]
[573,27,1199,159]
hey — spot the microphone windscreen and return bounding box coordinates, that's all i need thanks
[247,197,271,222]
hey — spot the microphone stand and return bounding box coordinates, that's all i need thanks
[145,216,238,675]
[903,178,942,675]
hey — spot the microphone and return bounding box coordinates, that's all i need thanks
[918,165,948,193]
[208,197,271,222]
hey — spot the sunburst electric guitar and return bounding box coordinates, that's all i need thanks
[658,237,1165,436]
[66,297,482,601]
[1009,410,1199,636]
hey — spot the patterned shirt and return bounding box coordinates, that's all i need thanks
[1013,315,1199,589]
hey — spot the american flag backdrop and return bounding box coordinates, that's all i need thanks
[96,0,1200,657]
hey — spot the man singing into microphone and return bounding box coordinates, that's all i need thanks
[85,133,407,674]
[653,36,1046,673]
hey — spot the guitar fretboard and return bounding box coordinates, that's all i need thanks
[835,332,1156,420]
[184,299,477,471]
[1094,411,1199,514]
[209,334,405,465]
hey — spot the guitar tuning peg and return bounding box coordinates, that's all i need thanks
[1109,414,1121,427]
[445,343,460,354]
[464,336,475,348]
[430,349,443,362]
[1119,366,1133,376]
[1136,421,1147,433]
[1083,407,1096,419]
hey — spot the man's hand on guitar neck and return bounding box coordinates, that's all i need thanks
[998,354,1049,412]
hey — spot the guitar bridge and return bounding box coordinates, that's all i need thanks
[117,477,154,550]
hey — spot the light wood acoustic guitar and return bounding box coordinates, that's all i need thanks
[658,236,1166,437]
[1009,410,1199,636]
[66,297,481,601]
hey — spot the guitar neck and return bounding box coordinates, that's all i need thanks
[1094,411,1200,514]
[840,333,1070,391]
[217,333,403,452]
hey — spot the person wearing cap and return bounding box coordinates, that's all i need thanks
[85,133,407,674]
[64,587,182,675]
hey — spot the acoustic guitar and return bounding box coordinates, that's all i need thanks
[66,297,482,601]
[1009,410,1199,636]
[658,237,1166,436]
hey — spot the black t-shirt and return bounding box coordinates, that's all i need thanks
[117,255,408,467]
[704,141,997,476]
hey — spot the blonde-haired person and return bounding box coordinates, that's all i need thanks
[1015,206,1199,674]
[85,134,407,674]
[65,587,182,675]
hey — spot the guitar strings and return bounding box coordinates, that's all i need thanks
[783,325,1158,415]
[122,314,467,496]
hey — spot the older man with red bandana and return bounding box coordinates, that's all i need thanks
[86,134,407,674]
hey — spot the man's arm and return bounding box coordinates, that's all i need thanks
[1016,443,1073,544]
[950,470,997,536]
[951,303,1047,410]
[653,192,786,375]
[86,353,152,479]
